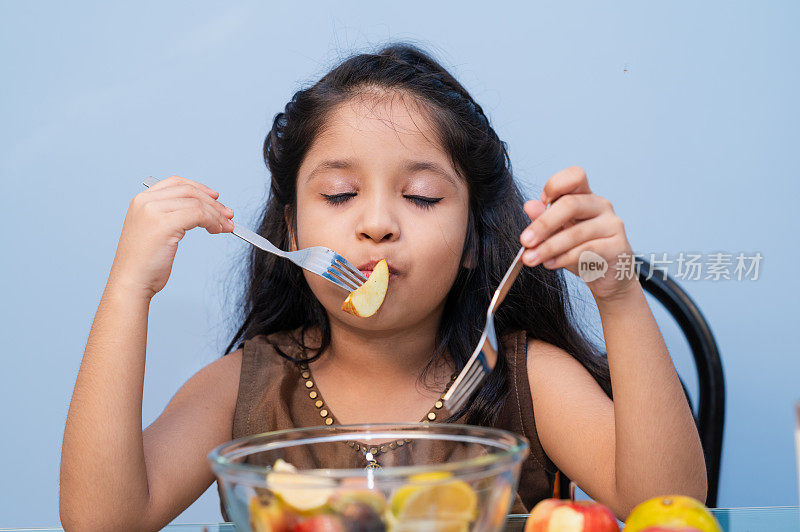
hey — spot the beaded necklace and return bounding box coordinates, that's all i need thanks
[297,361,458,469]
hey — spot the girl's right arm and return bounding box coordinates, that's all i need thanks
[59,176,240,531]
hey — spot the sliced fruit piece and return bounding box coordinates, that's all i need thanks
[249,496,298,532]
[389,471,454,517]
[291,514,346,531]
[389,471,477,524]
[341,259,389,317]
[266,461,336,514]
[272,458,298,473]
[337,500,385,532]
[329,488,388,515]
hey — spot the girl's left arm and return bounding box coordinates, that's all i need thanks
[519,166,707,518]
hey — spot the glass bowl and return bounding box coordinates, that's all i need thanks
[208,423,529,532]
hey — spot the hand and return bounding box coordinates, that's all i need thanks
[108,175,235,299]
[519,166,638,302]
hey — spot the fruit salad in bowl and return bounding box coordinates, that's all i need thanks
[208,423,529,532]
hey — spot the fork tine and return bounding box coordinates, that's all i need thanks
[305,255,360,291]
[323,266,360,291]
[448,363,487,410]
[447,380,476,412]
[449,384,472,413]
[320,270,356,292]
[449,373,487,412]
[329,261,364,288]
[444,355,484,405]
[444,354,479,400]
[333,253,368,284]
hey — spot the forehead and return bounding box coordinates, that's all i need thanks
[300,90,460,180]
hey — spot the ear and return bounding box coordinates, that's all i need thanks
[284,206,298,252]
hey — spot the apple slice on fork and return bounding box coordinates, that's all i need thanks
[341,259,389,317]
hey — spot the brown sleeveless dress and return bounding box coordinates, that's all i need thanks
[217,327,559,519]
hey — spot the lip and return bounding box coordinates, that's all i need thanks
[357,259,400,279]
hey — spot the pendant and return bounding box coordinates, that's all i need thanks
[364,450,382,470]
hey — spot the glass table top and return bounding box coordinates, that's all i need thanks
[1,507,798,532]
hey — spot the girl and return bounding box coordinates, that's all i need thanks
[60,43,706,530]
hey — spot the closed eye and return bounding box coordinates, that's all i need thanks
[320,193,443,209]
[404,195,443,209]
[321,193,356,205]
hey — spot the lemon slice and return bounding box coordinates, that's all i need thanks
[265,460,335,513]
[389,471,477,528]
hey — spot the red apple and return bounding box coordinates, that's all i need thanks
[292,515,346,532]
[525,498,619,532]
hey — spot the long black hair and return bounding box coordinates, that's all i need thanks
[224,42,612,425]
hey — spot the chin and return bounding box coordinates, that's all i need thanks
[335,304,405,331]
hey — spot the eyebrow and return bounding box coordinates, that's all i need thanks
[304,159,354,184]
[403,160,458,186]
[304,158,458,186]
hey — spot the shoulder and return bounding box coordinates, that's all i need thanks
[525,337,574,366]
[194,348,243,383]
[524,337,605,397]
[207,349,243,382]
[169,349,243,410]
[244,328,318,360]
[151,349,244,441]
[497,330,582,380]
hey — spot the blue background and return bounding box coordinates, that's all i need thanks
[1,1,798,526]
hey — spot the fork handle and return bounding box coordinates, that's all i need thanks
[141,176,286,259]
[489,247,526,313]
[230,223,285,258]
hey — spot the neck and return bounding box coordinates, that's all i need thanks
[312,307,453,389]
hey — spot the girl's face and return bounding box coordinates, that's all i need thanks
[294,91,470,332]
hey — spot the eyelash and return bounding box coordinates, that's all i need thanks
[321,193,443,209]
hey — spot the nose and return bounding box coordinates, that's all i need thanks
[355,192,400,243]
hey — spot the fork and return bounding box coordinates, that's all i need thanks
[442,246,526,412]
[141,176,367,292]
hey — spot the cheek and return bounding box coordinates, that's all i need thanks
[410,211,468,280]
[293,202,341,248]
[303,271,345,310]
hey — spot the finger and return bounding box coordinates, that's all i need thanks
[523,199,547,221]
[520,194,608,247]
[174,200,233,234]
[143,184,234,219]
[155,198,234,234]
[522,214,618,267]
[538,234,620,271]
[540,166,592,205]
[145,174,220,199]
